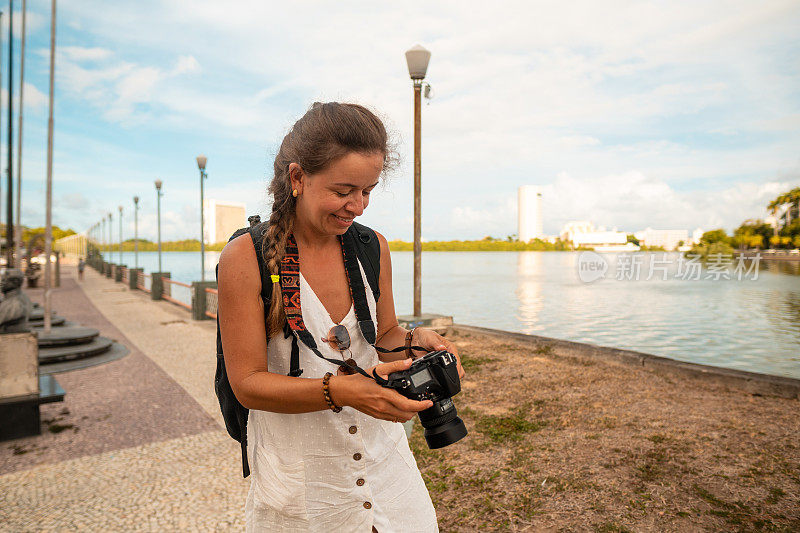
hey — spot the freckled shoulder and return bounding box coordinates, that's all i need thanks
[218,233,261,293]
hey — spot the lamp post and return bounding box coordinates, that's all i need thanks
[118,205,123,265]
[13,0,27,269]
[101,217,106,258]
[405,44,431,317]
[42,0,55,334]
[107,212,112,260]
[5,0,14,267]
[133,196,139,269]
[196,154,208,281]
[155,180,163,273]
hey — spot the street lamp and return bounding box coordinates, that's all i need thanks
[155,180,163,273]
[133,196,139,269]
[118,205,123,265]
[101,217,106,259]
[405,44,431,317]
[107,212,112,260]
[196,154,208,281]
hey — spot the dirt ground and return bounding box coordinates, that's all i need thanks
[407,329,800,532]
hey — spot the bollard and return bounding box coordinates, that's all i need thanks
[54,251,61,288]
[191,281,218,320]
[151,272,171,300]
[129,268,143,290]
[107,263,115,279]
[115,265,126,283]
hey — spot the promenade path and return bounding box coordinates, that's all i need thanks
[1,266,248,531]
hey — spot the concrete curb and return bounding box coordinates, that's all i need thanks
[449,324,800,400]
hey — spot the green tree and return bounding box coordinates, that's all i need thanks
[700,229,729,245]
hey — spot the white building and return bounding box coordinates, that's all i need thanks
[634,228,689,251]
[517,185,544,242]
[203,199,247,244]
[560,221,635,251]
[560,220,594,242]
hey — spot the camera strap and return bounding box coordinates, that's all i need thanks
[281,232,375,380]
[280,231,428,382]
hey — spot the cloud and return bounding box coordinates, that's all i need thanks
[61,46,113,62]
[15,0,799,240]
[173,55,200,75]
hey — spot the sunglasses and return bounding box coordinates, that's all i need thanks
[322,324,357,375]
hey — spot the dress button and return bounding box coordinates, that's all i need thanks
[356,478,365,486]
[363,501,372,509]
[349,426,358,434]
[353,453,362,461]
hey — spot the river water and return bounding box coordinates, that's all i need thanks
[102,250,800,379]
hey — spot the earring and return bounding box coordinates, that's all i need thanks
[292,189,298,198]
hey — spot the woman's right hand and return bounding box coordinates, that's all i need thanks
[329,358,433,423]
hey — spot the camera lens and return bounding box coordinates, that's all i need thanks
[418,401,467,449]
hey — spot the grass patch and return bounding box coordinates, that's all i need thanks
[534,345,553,355]
[475,403,545,443]
[460,353,497,371]
[765,487,785,505]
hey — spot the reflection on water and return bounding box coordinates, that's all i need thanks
[516,252,543,330]
[105,250,800,379]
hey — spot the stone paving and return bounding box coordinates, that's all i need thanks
[1,266,249,531]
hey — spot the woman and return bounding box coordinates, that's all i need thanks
[218,102,465,532]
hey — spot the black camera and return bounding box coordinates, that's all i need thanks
[383,350,467,448]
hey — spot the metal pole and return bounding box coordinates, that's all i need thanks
[200,168,205,281]
[13,0,26,268]
[43,0,55,334]
[5,0,13,266]
[134,196,139,269]
[118,206,122,265]
[413,81,422,317]
[0,11,3,263]
[101,217,105,258]
[107,212,112,258]
[157,186,162,272]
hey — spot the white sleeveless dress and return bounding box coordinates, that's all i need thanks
[244,260,439,532]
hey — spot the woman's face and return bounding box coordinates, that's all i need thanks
[290,151,383,236]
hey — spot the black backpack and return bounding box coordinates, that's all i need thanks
[214,219,381,477]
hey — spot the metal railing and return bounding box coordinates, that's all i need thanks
[137,273,152,293]
[162,278,192,310]
[205,288,218,319]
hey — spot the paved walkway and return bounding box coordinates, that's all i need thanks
[1,266,249,531]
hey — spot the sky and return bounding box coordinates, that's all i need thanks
[1,0,799,242]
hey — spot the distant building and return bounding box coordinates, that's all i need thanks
[560,220,594,241]
[518,186,544,242]
[560,221,634,251]
[634,228,689,251]
[203,199,247,244]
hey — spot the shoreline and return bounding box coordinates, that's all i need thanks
[450,324,800,399]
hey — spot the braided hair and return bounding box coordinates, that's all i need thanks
[263,102,397,337]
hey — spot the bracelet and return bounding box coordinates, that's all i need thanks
[405,327,418,359]
[322,372,342,413]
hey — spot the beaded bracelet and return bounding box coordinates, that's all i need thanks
[322,372,342,413]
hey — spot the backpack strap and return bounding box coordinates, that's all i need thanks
[349,221,380,302]
[341,229,376,344]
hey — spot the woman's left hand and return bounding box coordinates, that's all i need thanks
[412,328,465,379]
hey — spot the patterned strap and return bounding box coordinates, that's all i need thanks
[280,234,374,380]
